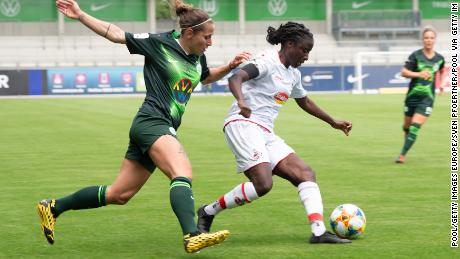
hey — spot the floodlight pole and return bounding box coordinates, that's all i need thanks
[58,11,64,35]
[148,0,156,33]
[326,0,332,35]
[239,0,245,35]
[412,0,419,12]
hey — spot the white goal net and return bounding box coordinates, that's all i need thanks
[353,51,450,94]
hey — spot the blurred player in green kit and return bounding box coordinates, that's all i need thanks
[395,27,446,163]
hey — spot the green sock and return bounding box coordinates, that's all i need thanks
[54,185,107,217]
[170,177,199,235]
[401,123,421,155]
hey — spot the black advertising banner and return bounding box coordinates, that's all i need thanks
[0,70,28,95]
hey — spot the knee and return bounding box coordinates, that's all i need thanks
[106,191,133,205]
[402,126,409,135]
[254,179,273,197]
[296,165,316,184]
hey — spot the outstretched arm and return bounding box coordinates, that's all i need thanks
[202,52,251,85]
[56,0,126,44]
[295,96,352,136]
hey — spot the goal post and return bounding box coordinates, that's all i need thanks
[353,51,410,93]
[353,51,450,94]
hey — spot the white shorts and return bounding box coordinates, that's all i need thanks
[224,120,294,173]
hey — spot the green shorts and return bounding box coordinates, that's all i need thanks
[125,112,177,173]
[404,96,433,117]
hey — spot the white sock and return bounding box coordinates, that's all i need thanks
[298,181,326,236]
[204,200,223,216]
[205,182,259,215]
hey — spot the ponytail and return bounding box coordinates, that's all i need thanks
[174,0,211,32]
[266,22,313,46]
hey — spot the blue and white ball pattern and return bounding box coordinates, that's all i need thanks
[330,204,366,239]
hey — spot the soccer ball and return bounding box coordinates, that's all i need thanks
[330,204,366,239]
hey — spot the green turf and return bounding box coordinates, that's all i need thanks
[0,93,455,258]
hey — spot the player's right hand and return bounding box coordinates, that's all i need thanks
[418,70,432,80]
[331,120,352,136]
[56,0,82,19]
[237,100,251,118]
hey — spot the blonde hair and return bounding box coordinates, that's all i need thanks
[422,26,437,37]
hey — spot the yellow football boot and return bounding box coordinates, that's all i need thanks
[183,230,230,253]
[37,199,56,244]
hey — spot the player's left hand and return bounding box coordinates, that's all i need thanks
[331,120,352,136]
[56,0,82,19]
[229,52,251,69]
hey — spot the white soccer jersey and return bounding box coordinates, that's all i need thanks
[224,49,307,131]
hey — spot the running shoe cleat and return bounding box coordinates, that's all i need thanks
[197,205,215,233]
[183,230,230,253]
[37,199,57,245]
[309,231,352,244]
[395,154,405,163]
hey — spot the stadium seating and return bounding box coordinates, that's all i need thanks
[0,31,449,68]
[333,10,422,41]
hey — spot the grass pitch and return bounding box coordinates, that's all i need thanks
[0,93,454,258]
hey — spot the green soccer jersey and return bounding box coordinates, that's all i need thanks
[125,31,210,129]
[404,49,445,101]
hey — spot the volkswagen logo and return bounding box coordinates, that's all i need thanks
[0,0,21,17]
[268,0,287,17]
[199,0,219,17]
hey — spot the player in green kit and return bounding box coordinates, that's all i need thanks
[37,0,250,253]
[395,27,445,163]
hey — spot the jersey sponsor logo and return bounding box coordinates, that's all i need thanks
[90,3,112,12]
[0,74,9,88]
[352,1,372,9]
[0,0,20,17]
[173,78,193,104]
[347,73,369,83]
[199,0,219,17]
[133,33,149,39]
[274,92,289,105]
[267,0,287,17]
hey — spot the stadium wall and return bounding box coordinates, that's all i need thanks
[0,0,450,35]
[2,65,450,96]
[0,18,447,36]
[0,70,46,95]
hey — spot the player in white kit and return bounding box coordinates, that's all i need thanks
[197,22,352,244]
